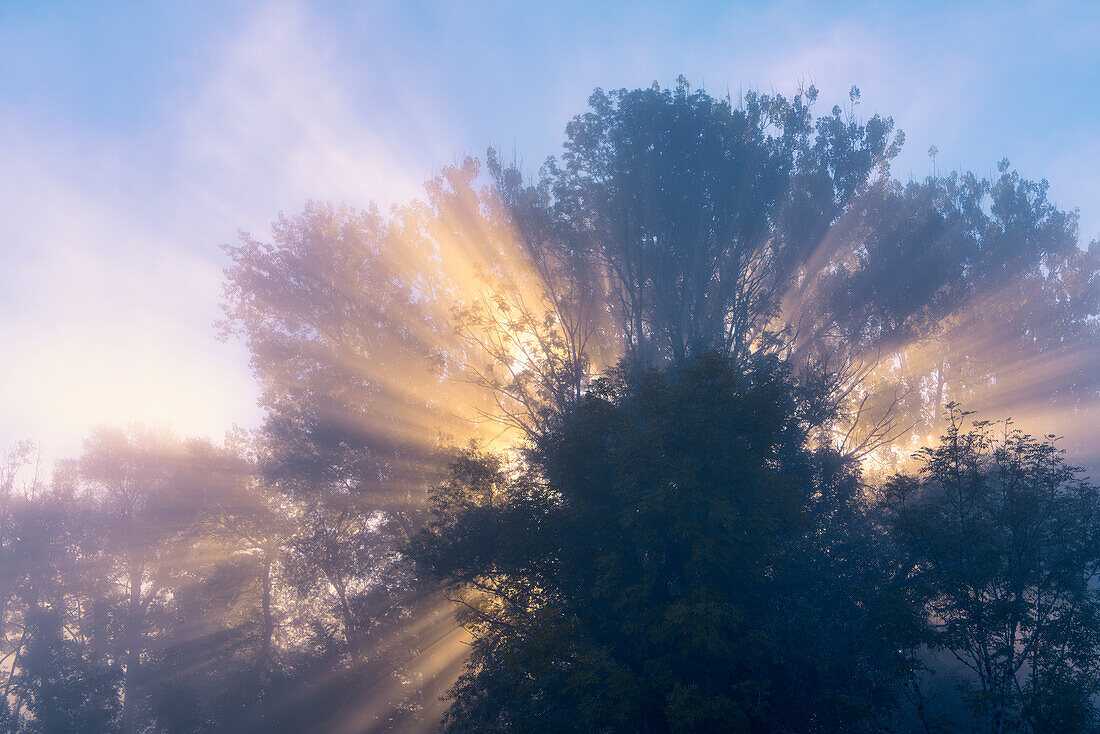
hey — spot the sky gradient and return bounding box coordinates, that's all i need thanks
[2,0,1098,461]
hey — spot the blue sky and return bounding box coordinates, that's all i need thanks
[2,0,1098,460]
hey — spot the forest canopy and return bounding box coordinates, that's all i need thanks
[2,79,1099,733]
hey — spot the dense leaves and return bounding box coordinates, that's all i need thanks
[414,354,920,733]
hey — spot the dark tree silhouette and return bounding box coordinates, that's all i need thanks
[883,405,1100,732]
[413,353,920,733]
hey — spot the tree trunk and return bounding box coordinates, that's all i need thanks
[934,356,946,427]
[333,574,361,652]
[256,551,274,677]
[120,560,144,734]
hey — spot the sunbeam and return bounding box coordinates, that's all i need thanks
[3,4,1099,732]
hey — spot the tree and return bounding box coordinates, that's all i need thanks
[73,427,210,733]
[0,430,287,734]
[221,200,477,730]
[413,353,917,732]
[802,164,1098,458]
[496,80,1098,462]
[138,437,287,734]
[453,153,616,440]
[0,442,40,726]
[883,404,1100,732]
[11,605,121,734]
[524,79,901,373]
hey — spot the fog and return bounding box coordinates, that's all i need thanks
[2,2,1099,732]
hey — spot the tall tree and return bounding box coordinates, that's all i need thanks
[883,405,1100,732]
[413,353,917,732]
[534,79,900,371]
[73,428,208,733]
[221,200,477,729]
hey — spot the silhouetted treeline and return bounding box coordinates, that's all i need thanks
[2,79,1098,732]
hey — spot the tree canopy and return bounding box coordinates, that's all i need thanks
[414,353,921,732]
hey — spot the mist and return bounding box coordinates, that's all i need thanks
[3,2,1100,732]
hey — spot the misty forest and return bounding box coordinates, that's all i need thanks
[3,78,1100,734]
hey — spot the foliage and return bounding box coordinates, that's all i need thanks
[4,78,1098,734]
[536,78,900,371]
[414,353,918,733]
[884,404,1100,732]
